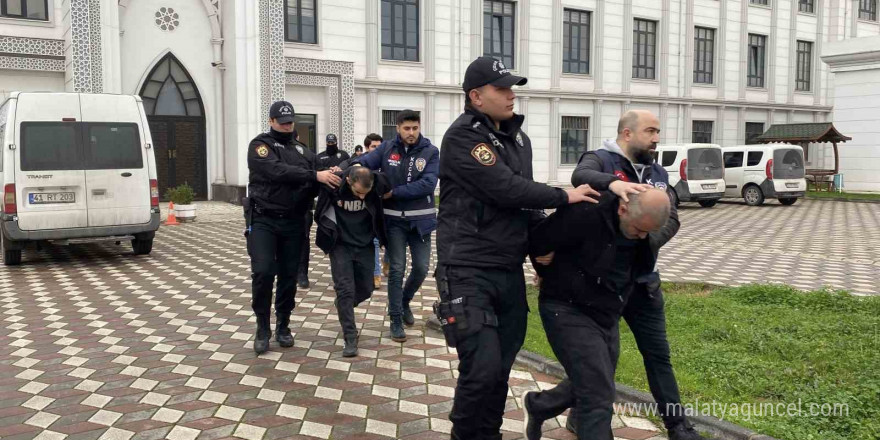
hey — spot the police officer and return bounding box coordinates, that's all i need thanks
[247,100,342,355]
[317,133,350,168]
[545,110,703,440]
[435,56,599,440]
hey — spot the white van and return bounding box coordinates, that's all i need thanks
[0,92,161,265]
[721,144,807,206]
[654,144,725,207]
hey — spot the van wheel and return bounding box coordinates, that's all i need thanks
[669,190,680,207]
[131,238,153,255]
[743,185,765,206]
[1,238,22,266]
[779,197,798,206]
[698,200,717,208]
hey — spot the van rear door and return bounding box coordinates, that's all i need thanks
[686,147,724,193]
[772,148,806,193]
[14,93,89,231]
[79,95,151,227]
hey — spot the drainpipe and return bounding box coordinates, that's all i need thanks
[212,37,227,187]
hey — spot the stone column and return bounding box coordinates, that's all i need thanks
[425,0,436,84]
[366,0,378,79]
[549,98,561,182]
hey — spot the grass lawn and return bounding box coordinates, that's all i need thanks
[805,190,880,201]
[522,283,880,440]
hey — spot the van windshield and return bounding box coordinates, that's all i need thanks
[85,124,143,170]
[687,148,723,180]
[773,149,805,179]
[20,122,143,171]
[21,122,80,171]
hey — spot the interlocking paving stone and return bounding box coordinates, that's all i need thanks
[33,199,880,438]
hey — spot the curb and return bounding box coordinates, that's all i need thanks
[804,196,880,204]
[426,317,780,440]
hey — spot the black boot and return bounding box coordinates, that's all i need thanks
[297,271,310,289]
[342,333,358,357]
[390,315,407,342]
[667,421,707,440]
[254,315,271,354]
[521,391,544,440]
[275,315,294,347]
[402,304,415,327]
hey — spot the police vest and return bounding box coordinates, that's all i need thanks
[380,140,436,222]
[593,149,670,190]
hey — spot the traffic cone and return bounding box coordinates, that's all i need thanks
[164,202,180,226]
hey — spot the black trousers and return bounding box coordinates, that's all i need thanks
[622,284,685,428]
[526,285,687,432]
[247,214,306,318]
[525,299,620,440]
[329,242,375,337]
[446,265,528,440]
[298,210,313,280]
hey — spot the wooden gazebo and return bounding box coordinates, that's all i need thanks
[755,122,852,190]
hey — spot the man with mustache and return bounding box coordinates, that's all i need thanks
[523,110,704,440]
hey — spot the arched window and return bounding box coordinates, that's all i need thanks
[140,54,203,117]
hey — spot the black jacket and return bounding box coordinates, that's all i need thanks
[437,107,569,269]
[314,168,391,254]
[317,148,351,170]
[247,132,319,214]
[529,192,655,328]
[571,146,680,260]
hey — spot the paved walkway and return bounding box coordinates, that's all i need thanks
[659,199,880,296]
[5,197,874,439]
[0,208,665,440]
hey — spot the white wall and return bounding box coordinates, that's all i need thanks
[119,0,220,188]
[829,68,880,192]
[0,71,65,102]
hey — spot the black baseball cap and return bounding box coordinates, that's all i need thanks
[462,56,527,93]
[269,101,295,124]
[326,133,338,145]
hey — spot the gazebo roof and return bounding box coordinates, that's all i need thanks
[755,123,852,144]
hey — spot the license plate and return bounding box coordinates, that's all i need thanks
[701,184,717,190]
[785,183,799,188]
[29,192,75,204]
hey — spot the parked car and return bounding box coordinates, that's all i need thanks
[654,144,725,207]
[721,144,807,206]
[0,92,161,265]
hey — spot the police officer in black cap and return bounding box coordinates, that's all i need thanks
[434,56,600,440]
[317,133,350,169]
[246,100,342,355]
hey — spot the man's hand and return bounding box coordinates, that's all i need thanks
[316,170,342,188]
[383,191,393,200]
[565,184,601,204]
[609,181,653,203]
[534,252,555,266]
[534,275,542,288]
[328,166,343,173]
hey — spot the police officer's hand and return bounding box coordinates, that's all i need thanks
[383,191,393,200]
[329,166,343,174]
[609,181,653,203]
[565,184,601,204]
[317,170,342,188]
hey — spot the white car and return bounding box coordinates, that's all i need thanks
[654,144,725,207]
[0,92,161,265]
[721,144,807,206]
